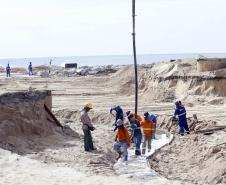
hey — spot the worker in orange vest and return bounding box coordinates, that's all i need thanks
[140,112,155,154]
[114,119,131,161]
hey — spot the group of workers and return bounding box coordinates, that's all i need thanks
[4,62,33,77]
[80,99,189,161]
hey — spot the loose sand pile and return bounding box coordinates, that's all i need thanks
[0,91,64,154]
[0,91,118,175]
[147,115,226,185]
[102,59,226,106]
[149,132,226,185]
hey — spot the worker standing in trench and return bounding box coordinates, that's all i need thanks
[114,119,131,161]
[173,100,190,136]
[140,112,155,154]
[80,103,96,152]
[128,113,142,155]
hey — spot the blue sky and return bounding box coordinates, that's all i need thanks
[0,0,226,58]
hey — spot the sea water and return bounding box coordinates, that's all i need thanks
[0,53,226,68]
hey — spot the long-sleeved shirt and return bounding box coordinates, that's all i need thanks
[130,120,142,137]
[174,106,187,123]
[80,110,94,130]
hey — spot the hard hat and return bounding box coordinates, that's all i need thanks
[84,102,93,109]
[128,114,134,120]
[144,112,149,117]
[116,119,123,127]
[175,99,181,106]
[114,105,122,112]
[126,111,131,116]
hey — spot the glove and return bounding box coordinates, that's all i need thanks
[89,126,95,131]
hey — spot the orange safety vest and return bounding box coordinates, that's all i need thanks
[115,127,131,146]
[140,120,155,136]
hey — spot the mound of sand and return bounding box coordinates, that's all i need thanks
[109,59,226,105]
[0,90,65,154]
[146,115,226,184]
[149,132,226,185]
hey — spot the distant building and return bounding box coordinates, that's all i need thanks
[197,58,226,72]
[65,63,78,69]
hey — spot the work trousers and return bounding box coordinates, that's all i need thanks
[142,135,152,154]
[83,129,94,151]
[178,118,189,134]
[133,134,142,152]
[6,71,10,77]
[114,141,128,161]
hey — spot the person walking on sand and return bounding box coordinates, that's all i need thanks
[128,114,142,155]
[6,63,11,77]
[141,112,155,154]
[114,119,131,161]
[80,102,96,152]
[28,62,33,76]
[173,100,190,136]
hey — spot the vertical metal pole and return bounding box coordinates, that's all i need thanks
[132,0,138,115]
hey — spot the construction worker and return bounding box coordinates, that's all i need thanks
[28,62,33,76]
[141,112,155,154]
[128,114,142,155]
[6,63,11,77]
[126,110,143,122]
[110,105,124,131]
[80,102,96,152]
[149,113,157,139]
[114,119,131,161]
[174,100,190,135]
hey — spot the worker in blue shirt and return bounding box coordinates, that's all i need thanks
[174,100,190,135]
[6,64,11,77]
[110,105,124,132]
[128,113,142,155]
[28,62,33,76]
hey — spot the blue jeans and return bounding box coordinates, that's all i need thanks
[6,72,10,77]
[133,134,142,151]
[29,70,33,76]
[114,141,128,161]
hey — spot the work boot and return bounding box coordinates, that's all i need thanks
[179,132,184,136]
[142,149,146,155]
[124,155,128,161]
[116,152,122,160]
[135,150,141,156]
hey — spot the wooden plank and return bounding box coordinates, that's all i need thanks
[195,126,226,134]
[44,104,63,128]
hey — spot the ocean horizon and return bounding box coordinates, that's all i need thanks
[0,53,226,68]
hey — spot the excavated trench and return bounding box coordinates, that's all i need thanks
[1,89,226,185]
[0,90,172,179]
[0,90,118,175]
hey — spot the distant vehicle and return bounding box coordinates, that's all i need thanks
[65,63,78,69]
